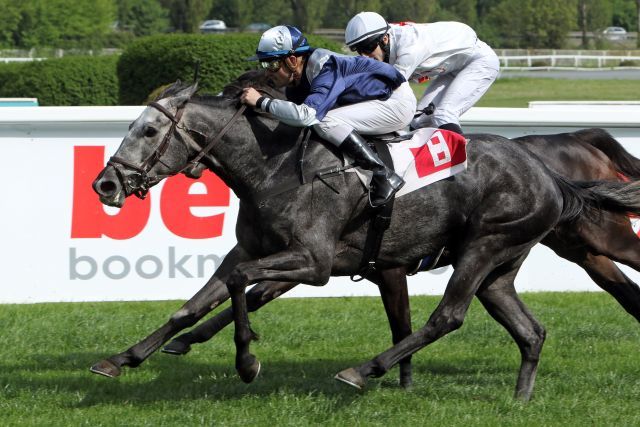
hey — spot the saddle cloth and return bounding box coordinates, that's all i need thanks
[390,128,468,197]
[616,172,640,238]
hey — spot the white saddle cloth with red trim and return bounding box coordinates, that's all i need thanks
[390,128,468,197]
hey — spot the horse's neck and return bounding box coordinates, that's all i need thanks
[191,103,340,201]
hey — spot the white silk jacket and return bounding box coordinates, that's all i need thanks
[388,21,479,82]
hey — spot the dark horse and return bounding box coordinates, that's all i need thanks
[157,128,640,390]
[91,77,640,400]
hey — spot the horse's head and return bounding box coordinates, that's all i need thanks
[93,80,199,207]
[93,70,284,208]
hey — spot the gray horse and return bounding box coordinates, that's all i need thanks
[92,80,640,400]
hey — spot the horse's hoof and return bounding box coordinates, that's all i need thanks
[399,366,413,389]
[162,340,192,356]
[90,359,121,378]
[335,368,366,390]
[238,359,261,384]
[400,377,413,389]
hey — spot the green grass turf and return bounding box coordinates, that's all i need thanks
[1,293,639,426]
[411,78,640,108]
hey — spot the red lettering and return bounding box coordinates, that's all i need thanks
[160,171,230,239]
[72,146,151,239]
[71,146,231,240]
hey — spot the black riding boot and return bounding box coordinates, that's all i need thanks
[439,122,464,135]
[340,131,405,207]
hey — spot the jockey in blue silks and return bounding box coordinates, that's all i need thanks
[241,25,416,207]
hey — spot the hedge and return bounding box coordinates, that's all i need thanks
[0,55,119,106]
[117,33,343,105]
[0,33,343,106]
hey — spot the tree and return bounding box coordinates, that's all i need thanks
[12,0,116,48]
[323,0,381,29]
[577,0,613,48]
[434,0,478,26]
[290,0,329,31]
[486,0,577,48]
[380,0,436,23]
[117,0,170,36]
[0,0,21,47]
[610,0,637,30]
[160,0,213,32]
[637,0,640,47]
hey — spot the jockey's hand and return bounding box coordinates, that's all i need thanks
[240,87,261,108]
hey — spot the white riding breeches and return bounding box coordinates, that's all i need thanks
[314,82,416,146]
[411,41,500,129]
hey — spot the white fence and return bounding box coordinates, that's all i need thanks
[0,105,639,303]
[499,54,640,69]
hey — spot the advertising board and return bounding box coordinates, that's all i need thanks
[1,106,638,303]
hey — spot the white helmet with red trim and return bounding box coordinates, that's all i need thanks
[345,11,389,48]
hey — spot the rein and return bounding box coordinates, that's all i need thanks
[106,83,350,205]
[107,97,247,199]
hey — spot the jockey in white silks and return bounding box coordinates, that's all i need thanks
[345,12,500,135]
[240,25,416,207]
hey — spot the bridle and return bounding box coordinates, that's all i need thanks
[107,101,187,198]
[106,96,247,199]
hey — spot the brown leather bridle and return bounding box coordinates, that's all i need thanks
[107,99,247,199]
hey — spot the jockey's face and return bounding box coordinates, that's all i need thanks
[267,55,302,87]
[360,34,389,62]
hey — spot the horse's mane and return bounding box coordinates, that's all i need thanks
[155,70,284,111]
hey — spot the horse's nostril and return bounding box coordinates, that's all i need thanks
[99,180,118,195]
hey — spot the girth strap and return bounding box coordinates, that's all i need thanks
[351,140,396,282]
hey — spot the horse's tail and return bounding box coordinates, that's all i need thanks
[575,128,640,179]
[552,172,640,223]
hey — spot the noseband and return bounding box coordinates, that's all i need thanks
[107,97,247,199]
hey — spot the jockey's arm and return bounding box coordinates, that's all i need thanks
[257,97,320,127]
[242,76,335,128]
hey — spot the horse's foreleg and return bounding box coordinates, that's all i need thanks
[475,258,545,402]
[162,281,298,355]
[372,267,413,388]
[90,245,250,378]
[226,249,329,383]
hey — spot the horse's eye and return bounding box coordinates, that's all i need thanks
[144,127,158,138]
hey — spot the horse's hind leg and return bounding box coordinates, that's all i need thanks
[543,230,640,322]
[90,245,249,378]
[580,254,640,322]
[335,242,521,392]
[475,262,545,401]
[162,281,298,355]
[571,215,640,270]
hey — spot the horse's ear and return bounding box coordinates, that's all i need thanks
[171,82,199,108]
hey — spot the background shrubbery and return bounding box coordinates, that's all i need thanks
[117,33,342,105]
[0,55,119,106]
[0,33,342,106]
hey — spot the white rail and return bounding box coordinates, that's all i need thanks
[500,54,640,68]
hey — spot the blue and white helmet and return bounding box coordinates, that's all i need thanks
[247,25,310,61]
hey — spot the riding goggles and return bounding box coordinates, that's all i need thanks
[349,35,383,55]
[259,59,283,72]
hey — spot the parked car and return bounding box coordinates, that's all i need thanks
[200,20,227,33]
[245,22,271,32]
[602,26,627,40]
